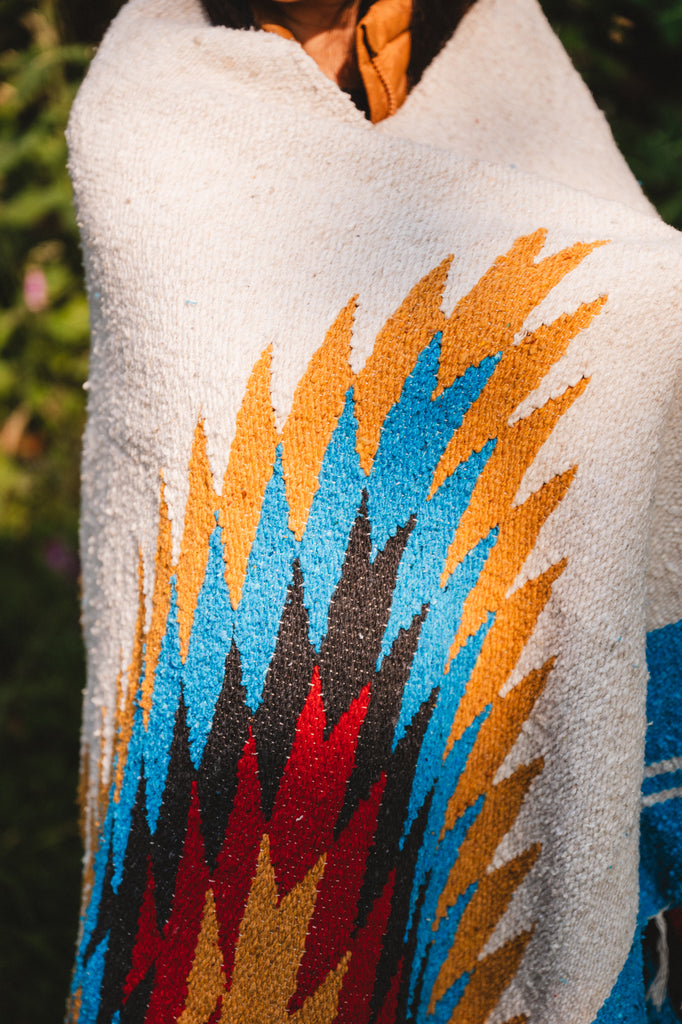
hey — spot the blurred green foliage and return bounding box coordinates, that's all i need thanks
[0,0,90,542]
[0,2,91,1020]
[0,0,680,1021]
[545,0,682,225]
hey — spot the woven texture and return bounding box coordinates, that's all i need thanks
[66,1,682,1021]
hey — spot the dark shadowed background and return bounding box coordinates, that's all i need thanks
[0,1,680,1020]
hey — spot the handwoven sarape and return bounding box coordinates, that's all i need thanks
[66,0,682,1020]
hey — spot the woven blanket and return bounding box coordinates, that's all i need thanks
[66,0,682,1021]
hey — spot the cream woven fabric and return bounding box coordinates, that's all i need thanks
[67,2,682,1021]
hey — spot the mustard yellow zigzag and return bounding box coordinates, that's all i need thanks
[435,229,605,393]
[178,888,226,1024]
[429,846,539,1012]
[133,234,603,682]
[444,930,535,1024]
[442,659,554,831]
[353,258,451,474]
[426,260,603,1020]
[176,420,219,661]
[449,471,576,666]
[281,299,355,542]
[219,834,350,1024]
[426,762,543,1022]
[113,551,145,800]
[429,703,546,1018]
[425,246,604,1021]
[430,297,605,496]
[141,479,173,725]
[440,378,589,586]
[445,559,566,756]
[440,382,591,759]
[434,760,543,925]
[220,347,279,609]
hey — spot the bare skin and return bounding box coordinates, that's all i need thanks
[258,0,362,90]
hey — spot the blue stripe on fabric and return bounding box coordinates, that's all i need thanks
[234,446,296,710]
[405,711,489,1013]
[406,798,482,1004]
[380,441,496,667]
[74,809,113,975]
[400,614,493,828]
[645,619,682,765]
[642,769,682,799]
[416,915,472,1023]
[365,332,499,559]
[77,935,109,1024]
[402,617,495,1011]
[642,619,682,921]
[392,544,497,750]
[299,391,364,651]
[144,579,183,835]
[405,731,484,929]
[591,923,646,1023]
[111,701,145,889]
[183,520,234,767]
[405,790,481,999]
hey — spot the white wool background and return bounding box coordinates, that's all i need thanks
[67,0,682,1020]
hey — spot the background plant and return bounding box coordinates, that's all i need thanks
[0,1,680,1021]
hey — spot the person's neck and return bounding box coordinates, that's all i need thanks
[258,0,362,91]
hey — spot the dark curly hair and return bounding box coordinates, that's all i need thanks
[199,0,477,86]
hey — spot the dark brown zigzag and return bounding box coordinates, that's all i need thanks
[337,605,428,832]
[354,688,437,942]
[252,558,316,818]
[118,967,155,1024]
[318,492,415,733]
[150,694,193,926]
[374,792,434,1023]
[89,775,153,1024]
[196,642,251,869]
[81,495,439,1023]
[404,874,432,1024]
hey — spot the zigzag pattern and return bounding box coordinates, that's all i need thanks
[70,231,606,1024]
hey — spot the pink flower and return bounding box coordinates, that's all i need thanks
[43,538,80,580]
[23,266,48,312]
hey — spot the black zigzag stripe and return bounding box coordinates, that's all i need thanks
[318,493,414,733]
[197,643,251,868]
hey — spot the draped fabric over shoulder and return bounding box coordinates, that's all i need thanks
[66,1,682,1021]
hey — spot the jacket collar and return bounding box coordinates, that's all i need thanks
[254,0,412,123]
